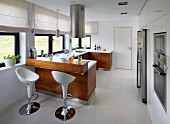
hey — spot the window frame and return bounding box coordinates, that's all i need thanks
[72,35,91,49]
[35,34,65,55]
[0,32,20,67]
[82,35,91,49]
[52,34,65,54]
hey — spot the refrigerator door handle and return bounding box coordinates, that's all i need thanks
[137,49,141,88]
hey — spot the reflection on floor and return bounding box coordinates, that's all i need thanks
[0,69,152,124]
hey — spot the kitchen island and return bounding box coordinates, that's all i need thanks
[26,57,96,105]
[75,49,113,70]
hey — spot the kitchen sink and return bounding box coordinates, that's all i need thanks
[75,50,86,53]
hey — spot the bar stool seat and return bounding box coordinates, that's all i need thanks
[15,67,40,115]
[51,71,76,121]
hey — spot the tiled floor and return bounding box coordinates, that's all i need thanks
[0,69,152,124]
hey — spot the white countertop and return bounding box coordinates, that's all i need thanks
[53,49,112,59]
[88,60,97,69]
[86,49,113,53]
[72,49,113,57]
[75,49,113,53]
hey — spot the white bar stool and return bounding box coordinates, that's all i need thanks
[15,67,40,116]
[51,71,76,121]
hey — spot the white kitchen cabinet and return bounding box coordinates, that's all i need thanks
[166,13,170,123]
[153,0,170,20]
[167,13,170,66]
[139,0,170,29]
[139,0,154,28]
[146,23,154,108]
[167,64,170,124]
[153,15,167,33]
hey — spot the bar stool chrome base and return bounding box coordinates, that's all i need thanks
[55,106,75,121]
[19,102,40,116]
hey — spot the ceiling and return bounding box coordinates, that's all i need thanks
[26,0,147,21]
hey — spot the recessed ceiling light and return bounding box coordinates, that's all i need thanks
[121,12,128,15]
[154,10,163,13]
[118,2,128,6]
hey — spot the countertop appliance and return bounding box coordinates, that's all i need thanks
[137,29,147,104]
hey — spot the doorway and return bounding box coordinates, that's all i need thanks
[114,27,132,69]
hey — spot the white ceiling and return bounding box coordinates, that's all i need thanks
[26,0,147,21]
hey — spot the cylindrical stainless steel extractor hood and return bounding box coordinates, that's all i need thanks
[70,4,85,38]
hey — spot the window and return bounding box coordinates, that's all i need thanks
[35,34,64,55]
[72,38,79,49]
[35,35,49,55]
[71,35,91,49]
[82,35,91,48]
[0,32,19,67]
[53,35,64,52]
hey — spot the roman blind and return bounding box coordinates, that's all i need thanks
[0,0,28,32]
[34,5,70,34]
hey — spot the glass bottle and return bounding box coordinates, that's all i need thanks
[41,50,44,57]
[29,48,33,58]
[78,56,82,63]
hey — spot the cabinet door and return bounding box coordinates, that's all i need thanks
[100,53,112,69]
[153,0,170,20]
[82,52,89,60]
[153,15,167,33]
[167,13,170,65]
[90,52,101,68]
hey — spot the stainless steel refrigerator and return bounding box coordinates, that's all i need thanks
[137,29,147,104]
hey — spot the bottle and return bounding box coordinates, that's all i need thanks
[33,48,37,58]
[97,45,99,50]
[41,50,44,57]
[78,56,82,63]
[98,45,101,50]
[29,48,33,58]
[70,56,74,63]
[94,44,96,50]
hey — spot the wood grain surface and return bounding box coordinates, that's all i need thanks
[35,65,96,101]
[26,57,96,101]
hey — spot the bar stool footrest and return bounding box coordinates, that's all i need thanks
[19,102,40,116]
[55,106,75,121]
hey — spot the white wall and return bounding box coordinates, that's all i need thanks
[0,65,35,113]
[0,3,36,113]
[0,66,26,113]
[0,30,35,113]
[91,20,138,69]
[139,0,170,124]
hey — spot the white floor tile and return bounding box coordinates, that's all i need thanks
[0,68,152,124]
[117,112,137,124]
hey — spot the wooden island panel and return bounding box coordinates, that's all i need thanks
[100,52,112,69]
[26,58,96,102]
[26,58,88,74]
[89,52,101,68]
[82,52,90,60]
[35,64,96,101]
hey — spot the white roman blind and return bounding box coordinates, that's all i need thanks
[34,5,70,34]
[0,0,28,32]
